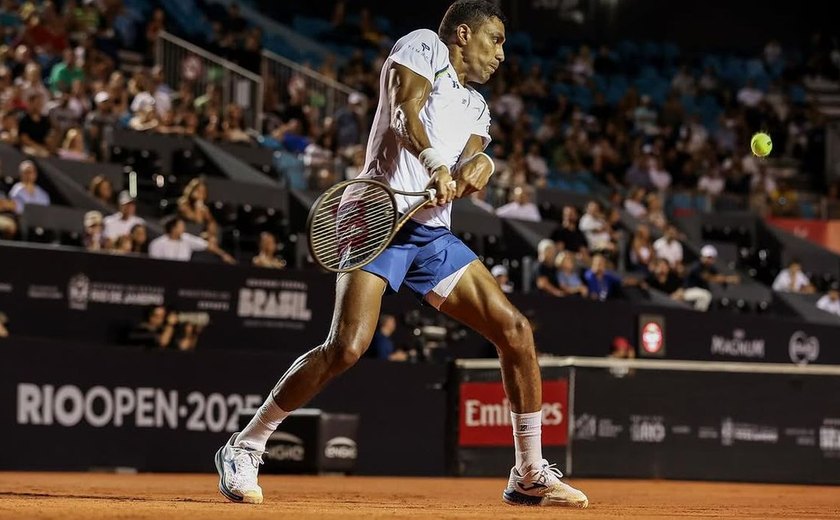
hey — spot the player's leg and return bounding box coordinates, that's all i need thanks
[216,270,385,504]
[437,260,588,508]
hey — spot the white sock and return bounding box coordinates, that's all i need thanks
[235,393,290,451]
[511,411,543,472]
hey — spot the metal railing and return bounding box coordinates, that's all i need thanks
[261,49,355,122]
[155,31,264,130]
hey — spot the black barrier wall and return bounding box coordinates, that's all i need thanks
[3,243,840,365]
[0,338,447,475]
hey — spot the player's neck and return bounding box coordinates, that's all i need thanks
[446,44,468,86]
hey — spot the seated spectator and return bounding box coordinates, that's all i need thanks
[653,224,684,269]
[57,127,91,161]
[623,187,648,219]
[535,239,563,297]
[685,245,740,291]
[1,110,19,145]
[645,192,667,232]
[177,178,218,238]
[491,264,513,294]
[128,93,159,131]
[149,216,235,264]
[112,235,133,254]
[646,258,713,311]
[88,175,116,207]
[126,305,178,349]
[18,92,52,157]
[0,189,17,238]
[9,160,50,213]
[816,283,840,317]
[48,48,84,95]
[628,224,654,273]
[584,254,627,301]
[103,191,145,244]
[222,103,251,143]
[647,156,671,192]
[155,109,184,135]
[772,259,816,293]
[697,167,726,197]
[366,314,408,361]
[84,91,118,161]
[252,232,286,269]
[551,205,589,260]
[0,311,7,338]
[130,223,148,254]
[495,185,541,222]
[468,187,495,213]
[82,210,106,251]
[555,251,588,298]
[579,200,616,254]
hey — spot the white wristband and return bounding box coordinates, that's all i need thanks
[473,151,495,175]
[419,147,447,175]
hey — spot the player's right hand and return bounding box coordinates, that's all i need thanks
[428,167,456,206]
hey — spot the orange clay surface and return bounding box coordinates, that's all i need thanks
[1,472,839,519]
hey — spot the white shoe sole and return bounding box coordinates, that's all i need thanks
[215,445,263,504]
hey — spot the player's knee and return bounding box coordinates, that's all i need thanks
[323,337,367,374]
[499,310,534,354]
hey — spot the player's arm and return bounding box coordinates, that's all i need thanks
[387,62,456,205]
[452,134,495,198]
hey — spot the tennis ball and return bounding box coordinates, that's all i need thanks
[751,132,772,157]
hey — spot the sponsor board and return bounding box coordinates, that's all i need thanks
[710,329,765,359]
[68,274,164,311]
[789,331,819,365]
[265,431,305,462]
[324,436,358,460]
[720,417,779,446]
[630,415,666,443]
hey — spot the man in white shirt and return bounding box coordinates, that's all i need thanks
[218,1,587,510]
[495,185,541,221]
[816,283,840,317]
[148,216,234,263]
[653,224,684,268]
[579,200,613,252]
[772,259,815,293]
[103,191,145,243]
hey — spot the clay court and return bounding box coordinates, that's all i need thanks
[1,472,838,519]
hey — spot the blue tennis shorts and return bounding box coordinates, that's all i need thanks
[362,219,477,298]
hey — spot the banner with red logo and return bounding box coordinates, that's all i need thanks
[767,218,840,255]
[458,380,568,446]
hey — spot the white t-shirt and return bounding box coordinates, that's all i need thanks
[816,295,840,317]
[495,202,541,222]
[653,237,684,266]
[579,213,611,250]
[148,233,208,261]
[698,174,725,195]
[772,269,811,292]
[359,29,492,229]
[103,213,145,240]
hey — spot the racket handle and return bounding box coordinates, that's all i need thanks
[426,181,457,200]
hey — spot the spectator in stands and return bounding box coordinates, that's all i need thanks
[495,185,541,222]
[0,189,16,238]
[222,103,251,143]
[334,91,366,149]
[579,200,615,255]
[685,245,740,291]
[252,232,286,269]
[128,92,158,132]
[112,234,133,254]
[816,282,840,317]
[584,254,626,301]
[468,187,495,213]
[88,174,115,207]
[9,160,49,213]
[491,264,513,294]
[18,92,52,156]
[736,79,764,108]
[148,215,234,264]
[17,62,49,107]
[645,192,667,232]
[555,251,587,298]
[103,191,145,243]
[84,90,117,161]
[177,178,218,239]
[82,210,105,251]
[130,223,148,254]
[697,167,726,198]
[536,238,563,297]
[366,314,407,361]
[628,224,653,273]
[58,127,91,161]
[551,205,589,260]
[48,48,84,95]
[126,305,178,349]
[645,258,713,311]
[772,259,816,294]
[0,109,19,145]
[623,187,648,219]
[653,224,684,269]
[647,155,672,192]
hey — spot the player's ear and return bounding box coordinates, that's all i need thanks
[455,23,471,45]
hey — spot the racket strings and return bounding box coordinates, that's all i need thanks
[308,182,397,271]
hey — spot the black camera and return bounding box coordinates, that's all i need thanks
[402,309,467,362]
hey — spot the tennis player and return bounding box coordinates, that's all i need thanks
[216,0,588,508]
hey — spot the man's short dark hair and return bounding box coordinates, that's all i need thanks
[438,0,506,41]
[163,215,183,234]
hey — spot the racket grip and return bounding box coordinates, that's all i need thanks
[426,181,457,200]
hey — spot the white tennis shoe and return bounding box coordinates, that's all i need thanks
[215,433,264,504]
[502,459,589,508]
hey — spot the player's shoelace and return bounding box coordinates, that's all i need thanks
[230,446,264,488]
[524,460,564,487]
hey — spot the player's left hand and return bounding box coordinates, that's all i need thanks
[453,154,494,198]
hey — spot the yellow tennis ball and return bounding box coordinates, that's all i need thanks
[751,132,772,157]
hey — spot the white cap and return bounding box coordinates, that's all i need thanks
[118,190,135,206]
[700,244,718,258]
[94,90,110,104]
[491,265,508,277]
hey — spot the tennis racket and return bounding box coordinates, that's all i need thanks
[306,178,453,273]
